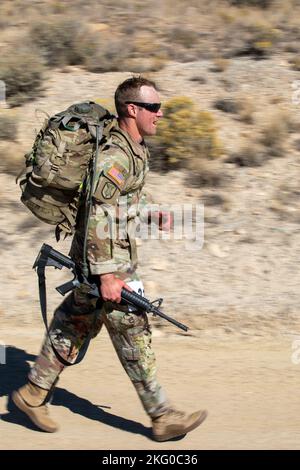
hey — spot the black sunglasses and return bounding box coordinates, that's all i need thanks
[125,101,161,113]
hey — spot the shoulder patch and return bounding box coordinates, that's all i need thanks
[107,165,126,187]
[93,175,120,204]
[102,181,117,200]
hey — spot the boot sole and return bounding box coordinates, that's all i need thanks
[153,409,208,442]
[12,391,58,433]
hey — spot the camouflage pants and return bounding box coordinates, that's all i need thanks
[28,276,169,419]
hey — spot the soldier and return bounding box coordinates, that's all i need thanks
[12,77,207,442]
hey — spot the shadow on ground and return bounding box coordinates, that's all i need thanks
[0,345,155,439]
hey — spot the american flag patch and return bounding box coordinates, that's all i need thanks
[108,166,125,186]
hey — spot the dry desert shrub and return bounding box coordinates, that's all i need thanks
[229,0,274,7]
[166,26,200,49]
[220,10,282,58]
[290,57,300,71]
[29,17,97,67]
[214,98,241,114]
[227,145,267,167]
[185,159,228,188]
[211,58,231,73]
[29,15,167,73]
[84,35,130,72]
[214,93,257,124]
[260,109,293,156]
[270,179,300,223]
[86,29,168,73]
[0,46,45,107]
[151,97,222,180]
[0,141,24,176]
[237,95,256,124]
[0,111,18,141]
[0,0,30,28]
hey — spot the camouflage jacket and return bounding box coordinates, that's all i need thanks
[70,123,150,275]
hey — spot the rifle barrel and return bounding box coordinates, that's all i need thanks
[121,288,188,332]
[151,306,188,332]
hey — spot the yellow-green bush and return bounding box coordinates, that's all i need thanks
[154,97,222,170]
[250,23,280,55]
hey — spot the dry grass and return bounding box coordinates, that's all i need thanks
[211,58,231,73]
[227,145,267,167]
[237,94,256,124]
[84,35,130,73]
[0,141,25,176]
[185,159,228,188]
[290,57,300,71]
[29,17,99,67]
[0,111,18,141]
[229,0,274,7]
[260,109,293,156]
[270,178,300,223]
[214,98,241,114]
[0,45,45,107]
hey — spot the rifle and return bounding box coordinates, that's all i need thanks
[33,243,189,333]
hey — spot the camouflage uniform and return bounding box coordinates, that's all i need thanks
[28,125,169,419]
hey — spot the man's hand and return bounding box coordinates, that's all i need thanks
[100,273,132,303]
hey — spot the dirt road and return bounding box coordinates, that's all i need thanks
[1,326,299,450]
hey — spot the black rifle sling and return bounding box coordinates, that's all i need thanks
[36,257,91,366]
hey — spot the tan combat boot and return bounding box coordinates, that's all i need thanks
[12,382,58,433]
[152,408,207,442]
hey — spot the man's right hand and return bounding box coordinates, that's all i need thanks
[99,273,132,303]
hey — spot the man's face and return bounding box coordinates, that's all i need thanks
[134,85,163,137]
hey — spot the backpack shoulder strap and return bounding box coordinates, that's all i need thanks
[109,128,139,175]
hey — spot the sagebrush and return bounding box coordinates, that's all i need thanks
[153,97,222,171]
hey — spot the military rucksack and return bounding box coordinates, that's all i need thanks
[17,101,115,238]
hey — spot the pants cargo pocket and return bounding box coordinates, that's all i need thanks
[122,346,140,361]
[121,346,141,382]
[104,309,156,383]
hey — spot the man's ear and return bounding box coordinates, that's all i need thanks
[127,103,137,118]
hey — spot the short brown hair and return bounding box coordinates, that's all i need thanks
[114,76,157,118]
